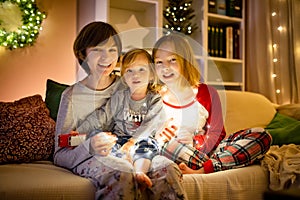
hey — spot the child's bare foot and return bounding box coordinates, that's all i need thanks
[136,172,152,189]
[178,162,204,174]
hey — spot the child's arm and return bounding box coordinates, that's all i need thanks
[193,84,226,155]
[76,93,119,137]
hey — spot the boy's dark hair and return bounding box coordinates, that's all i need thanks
[73,21,122,73]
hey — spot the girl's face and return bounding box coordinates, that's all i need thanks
[153,42,181,86]
[123,54,153,94]
[86,37,119,77]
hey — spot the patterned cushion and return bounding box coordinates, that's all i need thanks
[0,95,56,163]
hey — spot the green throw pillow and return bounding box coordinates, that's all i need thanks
[266,112,300,146]
[45,79,69,121]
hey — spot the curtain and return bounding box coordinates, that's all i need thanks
[245,0,300,104]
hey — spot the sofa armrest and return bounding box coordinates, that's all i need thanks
[276,104,300,121]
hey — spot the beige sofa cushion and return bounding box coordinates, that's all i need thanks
[0,161,95,200]
[223,91,276,134]
[183,164,268,200]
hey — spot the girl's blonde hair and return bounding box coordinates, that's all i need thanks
[152,33,201,88]
[121,48,159,92]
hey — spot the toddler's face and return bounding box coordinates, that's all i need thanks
[86,37,119,77]
[123,54,152,94]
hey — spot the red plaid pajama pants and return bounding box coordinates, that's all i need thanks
[160,127,272,172]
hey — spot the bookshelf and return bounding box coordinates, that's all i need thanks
[192,0,245,90]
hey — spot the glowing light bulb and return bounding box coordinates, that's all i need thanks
[277,26,283,31]
[273,58,278,62]
[272,74,277,78]
[272,12,277,16]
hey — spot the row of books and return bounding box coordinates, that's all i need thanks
[208,0,242,18]
[207,25,240,59]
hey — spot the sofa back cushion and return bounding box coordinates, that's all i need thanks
[45,79,69,121]
[223,90,276,135]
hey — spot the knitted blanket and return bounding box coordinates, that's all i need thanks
[261,144,300,191]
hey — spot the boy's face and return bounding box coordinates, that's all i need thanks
[85,37,119,77]
[123,54,152,94]
[153,42,181,86]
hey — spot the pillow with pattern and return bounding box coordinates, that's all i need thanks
[0,95,56,164]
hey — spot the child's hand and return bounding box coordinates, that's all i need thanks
[155,124,178,144]
[155,118,177,144]
[91,132,116,156]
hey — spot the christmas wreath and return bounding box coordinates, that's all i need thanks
[0,0,46,50]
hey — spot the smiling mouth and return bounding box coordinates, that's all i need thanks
[98,64,111,68]
[163,73,174,78]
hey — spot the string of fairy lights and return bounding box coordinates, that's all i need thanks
[271,3,282,97]
[0,0,46,50]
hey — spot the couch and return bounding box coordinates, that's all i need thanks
[1,80,300,200]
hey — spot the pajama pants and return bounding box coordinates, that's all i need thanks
[73,154,187,200]
[160,127,272,172]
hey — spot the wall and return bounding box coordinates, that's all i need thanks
[0,0,77,101]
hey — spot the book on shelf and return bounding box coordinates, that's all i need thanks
[226,26,233,59]
[214,26,220,56]
[219,27,225,58]
[217,0,226,15]
[233,27,240,59]
[226,26,240,59]
[208,25,239,59]
[210,26,215,56]
[208,25,212,55]
[209,0,243,18]
[208,25,224,58]
[208,0,217,13]
[226,0,242,18]
[234,0,243,18]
